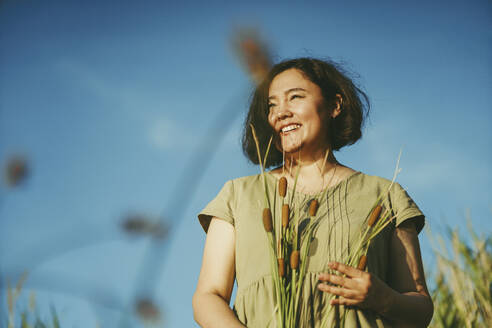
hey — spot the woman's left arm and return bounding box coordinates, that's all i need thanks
[318,219,434,327]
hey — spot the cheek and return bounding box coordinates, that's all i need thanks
[267,115,275,129]
[313,109,328,126]
[303,111,323,127]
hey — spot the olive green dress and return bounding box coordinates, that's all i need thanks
[198,172,425,327]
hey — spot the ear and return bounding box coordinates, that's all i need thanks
[331,94,343,118]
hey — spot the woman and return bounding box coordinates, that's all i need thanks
[192,58,433,327]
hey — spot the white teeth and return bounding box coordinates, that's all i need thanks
[281,124,300,133]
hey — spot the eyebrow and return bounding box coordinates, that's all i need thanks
[268,87,307,100]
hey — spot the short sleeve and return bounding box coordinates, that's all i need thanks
[198,180,235,233]
[389,183,425,234]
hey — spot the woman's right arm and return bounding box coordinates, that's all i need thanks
[193,218,246,328]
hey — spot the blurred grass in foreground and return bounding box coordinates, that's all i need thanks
[428,217,492,328]
[5,272,60,328]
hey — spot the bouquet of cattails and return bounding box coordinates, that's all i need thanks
[319,174,400,327]
[251,125,401,327]
[251,124,328,326]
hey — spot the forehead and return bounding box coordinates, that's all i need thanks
[268,68,318,96]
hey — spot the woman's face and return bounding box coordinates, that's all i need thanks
[267,68,334,156]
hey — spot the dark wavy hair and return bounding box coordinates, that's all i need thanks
[242,57,370,168]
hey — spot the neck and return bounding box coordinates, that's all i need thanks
[283,148,338,180]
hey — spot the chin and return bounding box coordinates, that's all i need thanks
[280,138,302,152]
[282,145,303,156]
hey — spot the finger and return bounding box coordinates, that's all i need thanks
[317,283,357,299]
[328,262,363,278]
[318,273,356,289]
[330,297,359,307]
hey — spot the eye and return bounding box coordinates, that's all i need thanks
[290,94,304,101]
[268,102,276,109]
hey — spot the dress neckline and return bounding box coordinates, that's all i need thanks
[264,170,362,197]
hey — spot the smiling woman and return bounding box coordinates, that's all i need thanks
[192,58,433,327]
[267,69,332,157]
[244,58,368,170]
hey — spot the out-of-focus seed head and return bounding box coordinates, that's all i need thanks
[122,214,169,240]
[290,250,300,269]
[7,282,13,314]
[29,291,36,312]
[357,255,367,270]
[123,214,148,233]
[309,199,319,217]
[135,298,161,324]
[5,156,29,187]
[231,28,272,85]
[368,205,382,227]
[262,208,273,232]
[15,271,28,294]
[282,204,289,228]
[279,177,287,197]
[153,224,169,240]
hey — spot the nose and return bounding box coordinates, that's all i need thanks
[274,103,292,121]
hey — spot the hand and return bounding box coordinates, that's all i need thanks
[317,262,392,313]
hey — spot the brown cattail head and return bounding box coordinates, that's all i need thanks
[5,156,29,187]
[135,298,161,323]
[368,205,383,227]
[357,255,368,270]
[290,250,300,269]
[122,214,169,240]
[231,28,271,85]
[282,204,289,228]
[278,258,285,277]
[309,199,319,217]
[262,208,273,232]
[279,176,287,197]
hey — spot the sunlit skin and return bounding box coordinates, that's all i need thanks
[267,68,334,157]
[267,68,353,194]
[193,68,433,327]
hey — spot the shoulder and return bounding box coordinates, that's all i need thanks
[229,173,267,191]
[346,171,395,194]
[209,174,269,201]
[348,172,416,202]
[230,173,262,184]
[346,172,417,207]
[352,172,425,233]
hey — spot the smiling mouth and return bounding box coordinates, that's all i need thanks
[280,124,301,135]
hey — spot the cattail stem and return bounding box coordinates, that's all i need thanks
[263,208,273,232]
[290,250,300,270]
[368,205,382,227]
[282,204,290,228]
[309,199,319,217]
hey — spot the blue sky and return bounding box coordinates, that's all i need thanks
[1,0,490,327]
